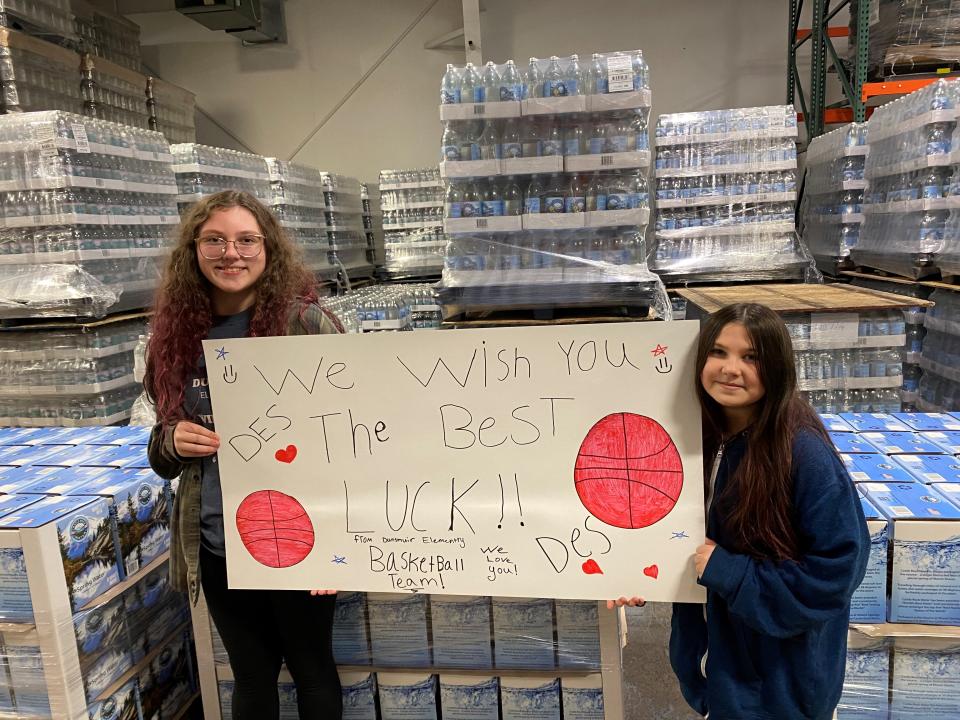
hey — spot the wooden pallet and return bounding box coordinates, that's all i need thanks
[842,268,960,294]
[676,282,934,318]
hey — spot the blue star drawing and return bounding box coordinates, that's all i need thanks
[671,531,689,540]
[216,347,228,360]
[332,555,347,565]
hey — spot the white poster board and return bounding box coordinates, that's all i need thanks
[203,321,706,602]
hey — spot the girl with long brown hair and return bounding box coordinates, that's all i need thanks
[670,302,869,720]
[144,190,344,719]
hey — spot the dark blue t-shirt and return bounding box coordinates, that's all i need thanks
[183,308,252,556]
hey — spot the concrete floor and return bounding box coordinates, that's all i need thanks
[621,603,701,720]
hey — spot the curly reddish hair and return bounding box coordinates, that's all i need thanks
[145,190,320,423]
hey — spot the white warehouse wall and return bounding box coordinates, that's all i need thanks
[135,0,813,183]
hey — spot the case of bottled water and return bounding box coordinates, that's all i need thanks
[72,0,142,72]
[440,51,650,119]
[854,79,960,279]
[0,27,85,115]
[783,306,912,414]
[0,0,74,39]
[800,123,868,274]
[266,158,339,277]
[379,167,446,278]
[437,49,665,316]
[146,77,197,145]
[360,182,383,269]
[317,172,372,278]
[918,289,960,412]
[0,111,178,319]
[171,143,272,210]
[80,52,152,130]
[322,284,441,333]
[0,316,145,426]
[651,105,812,282]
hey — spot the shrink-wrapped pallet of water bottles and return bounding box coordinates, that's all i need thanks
[434,50,668,318]
[799,122,868,275]
[650,104,814,283]
[853,79,960,280]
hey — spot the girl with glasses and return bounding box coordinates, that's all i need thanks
[144,190,345,719]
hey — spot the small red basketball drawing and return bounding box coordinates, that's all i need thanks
[574,413,683,529]
[236,490,315,568]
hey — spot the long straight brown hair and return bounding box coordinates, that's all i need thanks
[696,303,830,561]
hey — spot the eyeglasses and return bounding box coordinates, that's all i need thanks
[197,234,265,259]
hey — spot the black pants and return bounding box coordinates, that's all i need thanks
[200,546,342,719]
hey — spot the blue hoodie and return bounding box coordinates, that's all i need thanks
[670,430,869,720]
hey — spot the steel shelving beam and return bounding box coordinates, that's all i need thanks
[788,0,871,138]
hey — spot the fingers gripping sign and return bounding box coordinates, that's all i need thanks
[174,421,221,458]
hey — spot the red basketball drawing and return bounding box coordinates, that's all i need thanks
[236,490,315,568]
[574,413,683,529]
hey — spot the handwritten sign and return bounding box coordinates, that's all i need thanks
[203,321,706,602]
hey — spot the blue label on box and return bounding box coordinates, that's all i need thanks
[860,432,947,455]
[842,453,916,483]
[894,454,960,484]
[830,432,882,454]
[922,431,960,454]
[933,483,960,510]
[819,413,856,432]
[840,413,912,432]
[859,482,960,519]
[893,413,960,431]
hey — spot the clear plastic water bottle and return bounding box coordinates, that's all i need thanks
[542,119,563,156]
[588,116,605,154]
[481,61,500,103]
[885,349,904,378]
[458,123,480,161]
[503,176,522,216]
[586,172,607,211]
[931,82,953,111]
[920,167,947,199]
[631,113,649,151]
[564,118,585,156]
[441,64,461,104]
[566,175,586,213]
[502,118,521,159]
[482,181,504,217]
[903,364,922,393]
[461,182,481,218]
[567,54,584,96]
[888,309,905,335]
[479,121,501,160]
[525,58,543,99]
[544,56,568,97]
[524,175,544,214]
[905,323,925,354]
[543,174,567,213]
[632,50,649,90]
[499,60,522,101]
[605,174,631,210]
[590,53,607,94]
[461,63,482,103]
[445,183,462,218]
[521,117,542,158]
[926,123,951,156]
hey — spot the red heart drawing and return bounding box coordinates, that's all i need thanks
[643,564,659,579]
[581,559,603,575]
[275,445,298,464]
